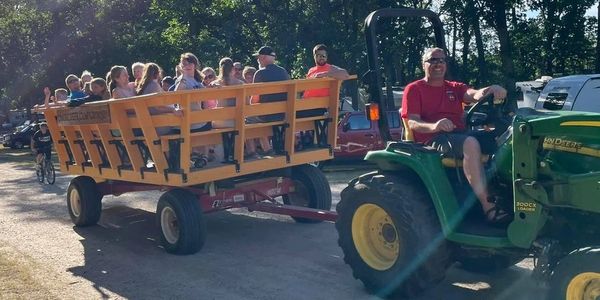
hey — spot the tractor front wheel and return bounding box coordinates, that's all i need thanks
[548,247,600,300]
[335,172,451,299]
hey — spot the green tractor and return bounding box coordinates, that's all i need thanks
[335,8,600,299]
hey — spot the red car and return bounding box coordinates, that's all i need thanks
[333,111,403,160]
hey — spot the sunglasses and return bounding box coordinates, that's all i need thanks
[204,74,215,79]
[67,79,79,84]
[425,57,447,64]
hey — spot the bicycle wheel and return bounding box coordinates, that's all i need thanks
[36,159,44,183]
[45,160,55,185]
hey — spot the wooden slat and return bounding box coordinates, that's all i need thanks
[133,102,168,175]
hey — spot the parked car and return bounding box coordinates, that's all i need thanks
[2,122,39,149]
[534,74,600,112]
[333,111,403,160]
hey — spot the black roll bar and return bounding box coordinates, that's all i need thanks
[363,8,447,142]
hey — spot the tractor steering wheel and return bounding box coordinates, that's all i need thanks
[465,93,511,138]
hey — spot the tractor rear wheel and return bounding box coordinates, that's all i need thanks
[282,164,332,223]
[335,172,451,299]
[548,247,600,300]
[66,176,102,226]
[156,189,206,255]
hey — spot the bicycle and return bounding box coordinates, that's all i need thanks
[35,151,55,185]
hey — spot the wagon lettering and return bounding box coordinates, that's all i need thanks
[56,105,111,126]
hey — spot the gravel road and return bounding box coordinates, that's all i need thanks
[0,154,546,300]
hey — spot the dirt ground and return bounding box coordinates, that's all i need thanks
[0,147,546,300]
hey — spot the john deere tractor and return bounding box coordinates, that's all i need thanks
[335,8,600,299]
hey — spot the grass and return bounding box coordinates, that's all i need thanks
[0,246,54,299]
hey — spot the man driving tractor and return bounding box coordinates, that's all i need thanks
[401,47,509,225]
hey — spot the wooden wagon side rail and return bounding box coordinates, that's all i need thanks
[33,76,355,186]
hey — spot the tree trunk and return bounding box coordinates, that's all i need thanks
[467,0,486,85]
[542,0,557,75]
[461,13,471,81]
[491,0,516,98]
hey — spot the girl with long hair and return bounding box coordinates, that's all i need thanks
[107,66,135,99]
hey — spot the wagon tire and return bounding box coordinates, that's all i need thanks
[282,164,332,223]
[157,189,206,255]
[66,176,102,226]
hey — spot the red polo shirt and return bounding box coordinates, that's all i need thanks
[304,64,331,98]
[400,79,470,143]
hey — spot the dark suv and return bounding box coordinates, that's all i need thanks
[2,122,39,149]
[334,111,403,160]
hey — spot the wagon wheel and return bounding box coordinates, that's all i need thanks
[156,189,206,255]
[66,176,102,226]
[282,164,332,223]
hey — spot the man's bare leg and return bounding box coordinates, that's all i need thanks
[462,137,494,217]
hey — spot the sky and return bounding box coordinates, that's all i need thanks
[586,4,598,17]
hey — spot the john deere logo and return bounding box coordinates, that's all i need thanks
[543,137,582,150]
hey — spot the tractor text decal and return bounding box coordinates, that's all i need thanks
[543,137,582,150]
[516,202,537,212]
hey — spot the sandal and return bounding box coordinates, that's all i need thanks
[485,205,512,226]
[190,153,208,169]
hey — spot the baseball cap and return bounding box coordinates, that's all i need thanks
[253,46,276,57]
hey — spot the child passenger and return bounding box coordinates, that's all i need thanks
[137,63,181,136]
[107,66,135,99]
[173,53,211,168]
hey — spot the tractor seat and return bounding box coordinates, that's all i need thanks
[401,118,489,168]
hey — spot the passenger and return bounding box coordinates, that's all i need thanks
[80,70,93,88]
[161,76,175,92]
[200,67,217,87]
[90,78,110,100]
[137,63,181,136]
[54,88,68,104]
[248,46,290,155]
[299,44,349,119]
[233,61,244,82]
[65,74,87,100]
[174,52,211,168]
[211,57,244,129]
[107,66,135,99]
[242,66,256,84]
[136,63,164,95]
[130,62,144,89]
[41,87,68,107]
[67,78,110,107]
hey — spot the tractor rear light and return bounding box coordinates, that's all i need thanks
[366,103,380,121]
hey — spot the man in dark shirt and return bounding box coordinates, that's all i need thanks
[31,122,52,166]
[252,46,290,122]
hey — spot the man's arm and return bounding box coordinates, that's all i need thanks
[407,114,455,133]
[464,84,507,103]
[314,65,349,80]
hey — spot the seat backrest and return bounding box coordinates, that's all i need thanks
[401,118,414,142]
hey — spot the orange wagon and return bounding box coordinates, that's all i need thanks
[33,77,350,254]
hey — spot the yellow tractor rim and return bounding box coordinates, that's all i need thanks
[351,203,400,271]
[566,272,600,300]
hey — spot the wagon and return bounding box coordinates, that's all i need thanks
[33,77,351,254]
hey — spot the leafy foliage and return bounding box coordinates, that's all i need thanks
[0,0,598,110]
